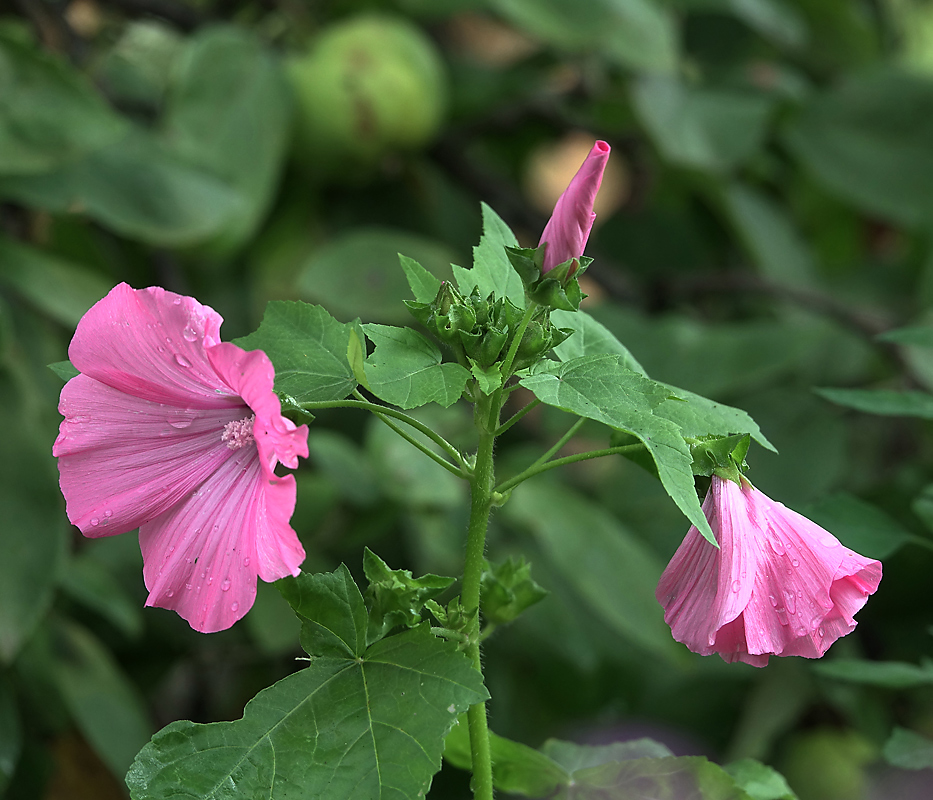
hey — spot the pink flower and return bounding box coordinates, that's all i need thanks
[538,139,610,273]
[53,283,309,633]
[656,476,881,667]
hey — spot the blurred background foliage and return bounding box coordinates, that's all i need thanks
[3,0,933,797]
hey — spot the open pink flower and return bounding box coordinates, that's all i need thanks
[656,476,881,667]
[538,139,610,273]
[53,283,309,633]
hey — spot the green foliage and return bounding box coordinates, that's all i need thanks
[812,659,933,689]
[454,203,524,308]
[815,387,933,419]
[803,493,915,559]
[480,556,548,626]
[882,727,933,770]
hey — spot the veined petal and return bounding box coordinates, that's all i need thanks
[54,374,247,534]
[139,443,304,634]
[208,342,309,472]
[69,283,240,409]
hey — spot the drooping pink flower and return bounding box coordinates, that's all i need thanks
[53,283,309,633]
[656,476,881,667]
[538,139,610,273]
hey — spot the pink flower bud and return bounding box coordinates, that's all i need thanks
[538,139,610,273]
[656,476,881,667]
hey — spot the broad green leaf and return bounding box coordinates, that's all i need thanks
[876,325,933,348]
[491,0,678,73]
[0,31,128,175]
[784,70,933,227]
[0,235,112,326]
[814,387,933,419]
[519,356,713,542]
[401,254,442,303]
[163,26,291,251]
[0,129,242,247]
[126,624,488,800]
[506,482,682,660]
[551,308,645,373]
[882,727,933,770]
[722,183,817,289]
[298,228,457,324]
[445,721,572,797]
[453,202,524,307]
[541,738,674,772]
[0,420,69,663]
[631,76,774,173]
[51,619,153,781]
[48,360,79,381]
[725,758,798,800]
[803,493,913,559]
[362,323,471,408]
[812,658,933,689]
[235,301,358,403]
[657,384,777,452]
[0,677,20,794]
[278,565,368,658]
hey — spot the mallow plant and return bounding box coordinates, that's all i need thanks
[52,141,880,799]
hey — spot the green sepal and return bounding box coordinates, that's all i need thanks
[480,556,548,626]
[363,548,456,645]
[505,245,544,286]
[347,323,369,390]
[49,360,79,381]
[426,597,476,634]
[277,392,315,422]
[404,299,434,328]
[689,433,751,482]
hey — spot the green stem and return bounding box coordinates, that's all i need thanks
[461,394,498,800]
[496,398,541,436]
[301,396,468,474]
[529,417,586,472]
[495,443,646,494]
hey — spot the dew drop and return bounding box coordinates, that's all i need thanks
[104,509,112,518]
[207,576,214,585]
[200,571,206,579]
[168,546,176,554]
[791,558,799,567]
[784,590,797,615]
[243,557,250,567]
[185,583,192,591]
[768,594,778,607]
[768,537,786,556]
[820,534,840,548]
[168,417,193,429]
[221,578,231,592]
[172,297,181,305]
[174,353,192,368]
[818,627,825,637]
[157,345,165,353]
[731,580,741,593]
[165,337,172,344]
[230,602,239,612]
[90,517,99,527]
[166,591,174,598]
[183,326,198,342]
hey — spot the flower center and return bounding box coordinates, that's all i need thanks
[221,415,255,450]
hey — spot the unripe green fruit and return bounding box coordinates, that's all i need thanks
[287,14,446,174]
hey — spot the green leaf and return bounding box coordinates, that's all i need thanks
[0,236,112,326]
[803,493,913,559]
[363,549,455,643]
[51,618,153,781]
[362,323,471,408]
[721,182,817,289]
[725,758,798,800]
[815,387,933,418]
[48,360,79,381]
[550,308,645,374]
[657,384,777,452]
[883,727,933,770]
[235,301,358,403]
[0,31,128,176]
[519,356,713,543]
[277,565,368,658]
[506,481,683,660]
[298,228,457,324]
[453,202,525,308]
[162,26,292,252]
[0,677,21,795]
[401,254,442,303]
[784,70,933,227]
[126,624,488,800]
[480,556,548,626]
[632,76,774,173]
[469,358,504,394]
[541,738,674,772]
[812,659,933,689]
[876,325,933,348]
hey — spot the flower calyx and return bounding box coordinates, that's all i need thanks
[506,244,590,312]
[688,433,751,484]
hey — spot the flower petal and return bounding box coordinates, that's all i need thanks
[69,283,240,408]
[207,342,309,472]
[54,374,247,534]
[138,443,304,633]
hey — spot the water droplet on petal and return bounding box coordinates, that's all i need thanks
[157,345,165,353]
[784,590,797,615]
[207,576,213,585]
[791,558,799,567]
[174,353,191,368]
[90,517,99,526]
[221,578,231,592]
[243,557,250,567]
[183,326,198,342]
[185,583,192,591]
[818,627,825,637]
[768,594,778,607]
[768,537,786,555]
[104,510,112,518]
[168,417,193,429]
[166,591,174,598]
[172,297,181,305]
[731,580,741,593]
[230,602,239,612]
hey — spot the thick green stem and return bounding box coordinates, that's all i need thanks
[461,395,498,800]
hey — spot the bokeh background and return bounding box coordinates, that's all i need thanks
[3,0,933,797]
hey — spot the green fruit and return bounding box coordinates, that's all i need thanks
[287,14,446,174]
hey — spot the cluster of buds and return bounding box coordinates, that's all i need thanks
[406,282,572,373]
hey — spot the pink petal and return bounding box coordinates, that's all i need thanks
[538,140,610,272]
[139,444,304,634]
[54,374,248,534]
[68,283,241,409]
[208,342,309,473]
